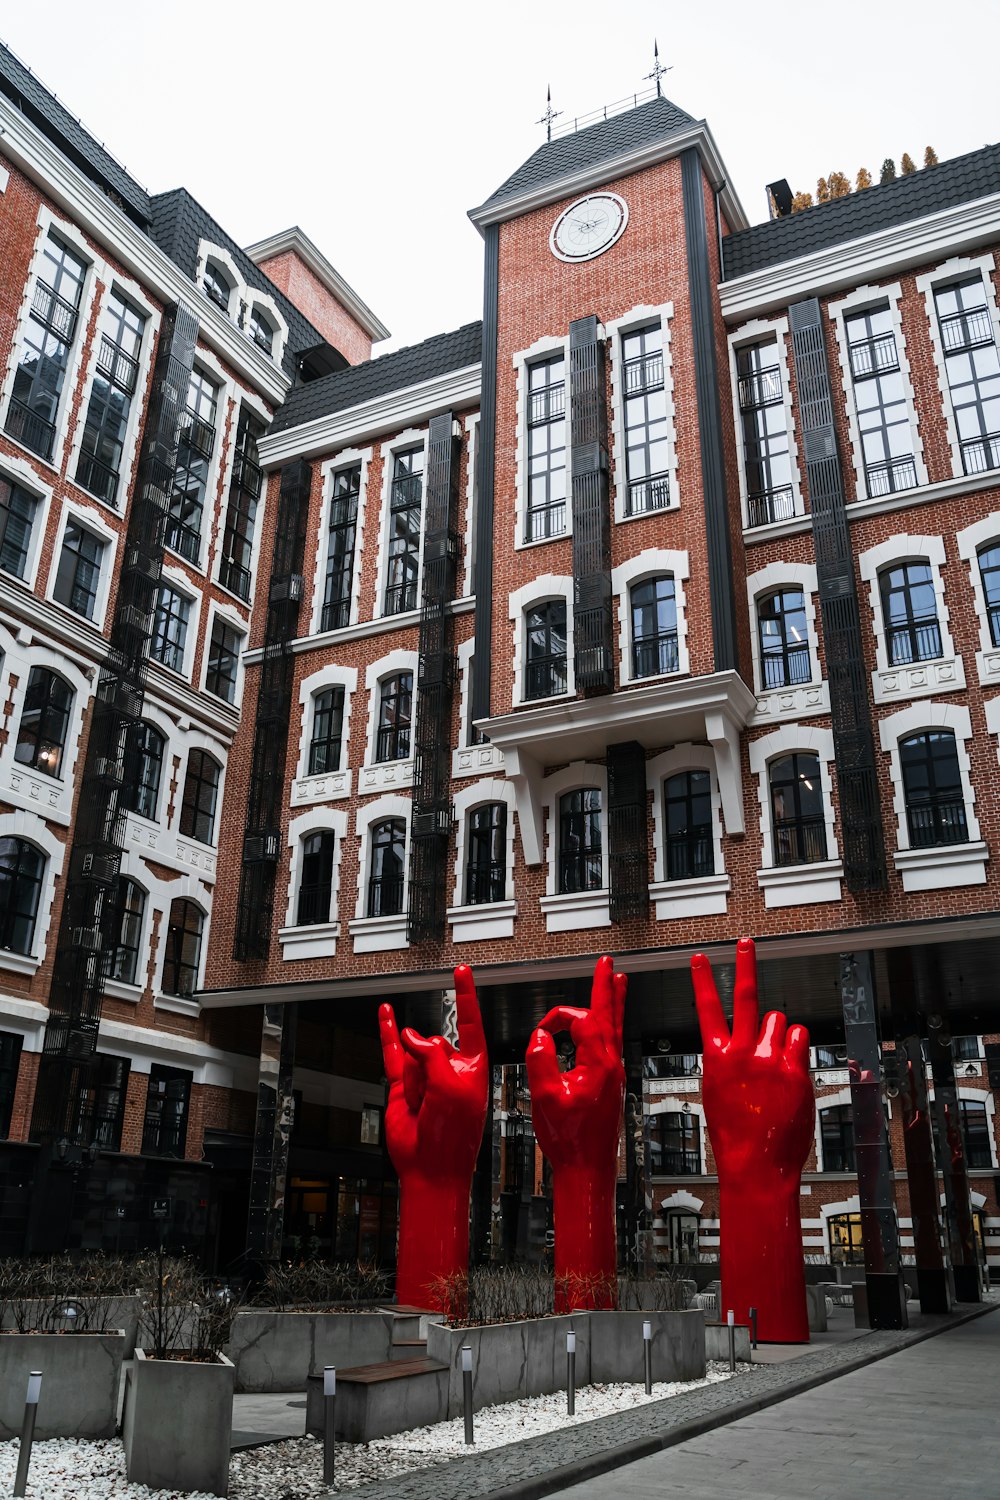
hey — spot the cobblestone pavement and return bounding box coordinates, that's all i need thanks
[329,1304,996,1500]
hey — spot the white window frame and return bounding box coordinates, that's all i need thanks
[164,358,230,578]
[606,303,678,522]
[309,447,372,635]
[245,291,289,368]
[858,534,963,703]
[814,1087,855,1173]
[196,241,245,323]
[280,807,349,959]
[453,635,503,779]
[539,761,610,932]
[514,333,570,549]
[448,778,517,943]
[153,876,211,1014]
[46,497,118,631]
[201,601,247,711]
[879,700,986,891]
[828,282,927,501]
[212,385,272,607]
[119,700,176,836]
[727,316,803,530]
[647,1099,708,1181]
[0,454,52,591]
[360,648,418,794]
[647,744,729,920]
[956,511,1000,688]
[916,253,1000,480]
[350,793,411,953]
[292,663,358,807]
[611,547,690,686]
[746,559,829,722]
[151,563,200,682]
[749,723,843,908]
[373,427,428,621]
[509,574,574,708]
[170,727,229,854]
[2,635,90,826]
[0,811,66,975]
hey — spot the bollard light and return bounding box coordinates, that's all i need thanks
[727,1308,735,1327]
[461,1345,474,1445]
[13,1370,42,1498]
[461,1345,473,1373]
[566,1327,576,1417]
[25,1373,41,1406]
[748,1306,758,1351]
[726,1309,736,1374]
[322,1366,336,1486]
[324,1366,336,1397]
[566,1330,576,1355]
[642,1319,653,1396]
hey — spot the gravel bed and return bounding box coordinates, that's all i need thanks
[0,1437,218,1499]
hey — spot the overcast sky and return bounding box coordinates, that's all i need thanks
[3,1,997,353]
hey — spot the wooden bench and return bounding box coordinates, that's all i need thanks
[305,1356,449,1442]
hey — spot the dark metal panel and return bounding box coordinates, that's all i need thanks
[607,740,649,921]
[569,315,613,695]
[245,1004,298,1265]
[471,226,499,728]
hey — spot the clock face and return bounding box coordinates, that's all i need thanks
[550,192,629,263]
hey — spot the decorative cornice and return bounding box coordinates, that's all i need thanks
[244,226,390,344]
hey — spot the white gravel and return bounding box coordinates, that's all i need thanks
[0,1367,738,1498]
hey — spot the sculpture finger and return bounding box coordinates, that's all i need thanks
[758,1010,787,1056]
[589,955,617,1034]
[378,1003,405,1086]
[731,937,760,1051]
[454,964,487,1058]
[784,1023,811,1075]
[525,1025,563,1099]
[403,1049,426,1113]
[537,1005,589,1037]
[401,1027,456,1084]
[690,953,729,1052]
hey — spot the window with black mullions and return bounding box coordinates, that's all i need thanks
[466,803,507,905]
[821,1104,856,1171]
[104,877,146,985]
[737,340,794,527]
[121,721,164,820]
[959,1098,992,1169]
[631,575,678,677]
[53,519,105,619]
[978,543,1000,647]
[934,278,1000,476]
[664,769,714,880]
[162,899,204,998]
[0,477,38,579]
[150,582,190,672]
[14,667,72,778]
[308,685,345,775]
[322,465,361,630]
[375,673,412,762]
[179,749,221,845]
[0,1032,23,1138]
[248,306,274,355]
[526,356,567,540]
[524,599,567,699]
[648,1111,701,1174]
[0,838,44,955]
[166,368,217,562]
[206,616,242,703]
[758,588,811,688]
[845,304,917,497]
[297,830,336,926]
[141,1064,192,1157]
[203,262,231,313]
[899,730,968,848]
[7,232,87,461]
[622,323,670,515]
[220,407,264,600]
[558,788,602,893]
[769,752,827,865]
[367,819,406,916]
[384,448,424,615]
[879,561,942,665]
[74,1054,130,1150]
[76,290,145,506]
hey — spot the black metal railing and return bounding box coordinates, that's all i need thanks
[747,485,795,528]
[666,834,714,882]
[738,365,782,410]
[163,517,201,563]
[849,331,899,380]
[383,580,418,615]
[528,383,565,426]
[961,432,1000,476]
[939,305,994,355]
[466,863,505,906]
[865,455,917,496]
[376,725,410,762]
[320,598,350,633]
[5,397,56,461]
[525,656,567,700]
[624,350,663,395]
[989,604,1000,648]
[390,472,424,510]
[762,644,812,690]
[32,280,78,342]
[232,453,263,499]
[774,816,827,866]
[296,882,331,926]
[633,632,679,678]
[204,281,229,314]
[649,1148,701,1176]
[96,334,139,394]
[77,451,119,507]
[368,875,404,919]
[250,323,273,355]
[180,408,215,460]
[906,799,968,848]
[625,472,672,516]
[525,498,566,540]
[887,619,942,665]
[220,555,252,602]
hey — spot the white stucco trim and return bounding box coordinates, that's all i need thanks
[646,743,729,920]
[1,632,91,828]
[0,810,66,970]
[878,699,985,890]
[509,574,574,708]
[453,636,504,779]
[915,252,1000,479]
[280,806,348,959]
[461,413,480,599]
[200,600,248,712]
[291,663,359,807]
[373,427,428,621]
[727,315,803,527]
[956,511,1000,687]
[244,289,289,370]
[611,547,690,686]
[0,452,52,592]
[150,872,212,1006]
[606,303,678,522]
[359,648,418,795]
[350,793,410,952]
[749,722,841,906]
[195,241,245,323]
[448,777,518,942]
[539,760,609,930]
[858,533,964,702]
[746,558,828,722]
[308,447,372,635]
[513,333,570,549]
[44,495,119,632]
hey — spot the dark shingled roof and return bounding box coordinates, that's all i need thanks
[271,321,483,434]
[724,142,1000,280]
[480,95,696,212]
[0,41,151,226]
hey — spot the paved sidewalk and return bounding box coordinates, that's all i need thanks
[555,1310,1000,1500]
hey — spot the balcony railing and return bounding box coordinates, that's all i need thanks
[865,455,917,496]
[77,450,119,507]
[32,279,78,342]
[649,1148,701,1176]
[96,334,139,395]
[220,554,252,602]
[296,882,332,926]
[231,453,263,499]
[320,596,351,633]
[939,305,994,355]
[163,516,201,563]
[528,383,565,426]
[849,331,899,380]
[525,498,566,541]
[389,472,424,511]
[375,726,410,762]
[887,619,942,666]
[383,580,418,616]
[624,350,664,396]
[633,632,679,679]
[466,863,506,906]
[906,798,969,849]
[961,432,1000,476]
[762,644,812,690]
[180,408,216,460]
[625,472,672,516]
[525,656,568,700]
[738,365,782,410]
[666,834,714,882]
[5,397,56,461]
[367,876,404,919]
[747,485,795,528]
[774,816,827,867]
[988,604,1000,649]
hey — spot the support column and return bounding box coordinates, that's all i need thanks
[926,1013,982,1302]
[889,1017,953,1315]
[623,1041,653,1275]
[841,952,907,1328]
[245,1003,298,1268]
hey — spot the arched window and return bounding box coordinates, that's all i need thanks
[367,819,406,917]
[758,588,810,688]
[121,722,164,821]
[309,686,345,775]
[649,1111,700,1174]
[631,576,678,678]
[879,560,941,664]
[820,1104,855,1171]
[247,307,274,356]
[105,878,146,985]
[525,600,567,699]
[977,543,1000,647]
[162,898,204,998]
[899,731,968,848]
[297,830,336,926]
[376,673,412,763]
[558,788,602,893]
[0,838,44,954]
[664,770,714,880]
[14,667,73,779]
[203,261,232,314]
[769,753,827,865]
[466,803,506,905]
[179,750,221,845]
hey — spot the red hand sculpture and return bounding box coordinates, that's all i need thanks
[692,938,814,1343]
[526,955,627,1312]
[378,965,488,1312]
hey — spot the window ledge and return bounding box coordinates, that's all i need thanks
[752,679,830,724]
[173,834,218,878]
[4,767,71,826]
[102,979,141,1003]
[153,992,200,1017]
[359,759,414,795]
[349,913,409,953]
[279,920,341,960]
[452,743,505,779]
[650,872,730,921]
[292,769,353,806]
[756,857,843,909]
[0,949,40,976]
[613,499,680,526]
[742,511,811,545]
[539,888,611,933]
[975,646,1000,688]
[515,531,571,552]
[447,899,517,943]
[892,840,988,892]
[873,655,965,703]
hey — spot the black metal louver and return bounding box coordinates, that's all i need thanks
[407,412,461,944]
[569,316,614,695]
[607,740,650,921]
[788,298,887,894]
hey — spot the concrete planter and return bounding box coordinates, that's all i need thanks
[2,1296,141,1354]
[589,1309,706,1383]
[226,1309,392,1392]
[427,1314,591,1416]
[0,1330,126,1438]
[704,1320,752,1362]
[123,1349,234,1497]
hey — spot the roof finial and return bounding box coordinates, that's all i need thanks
[645,39,672,98]
[537,85,562,142]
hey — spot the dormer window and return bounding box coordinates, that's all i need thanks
[248,307,274,356]
[203,262,232,315]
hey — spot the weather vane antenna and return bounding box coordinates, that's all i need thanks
[537,85,562,142]
[645,39,672,98]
